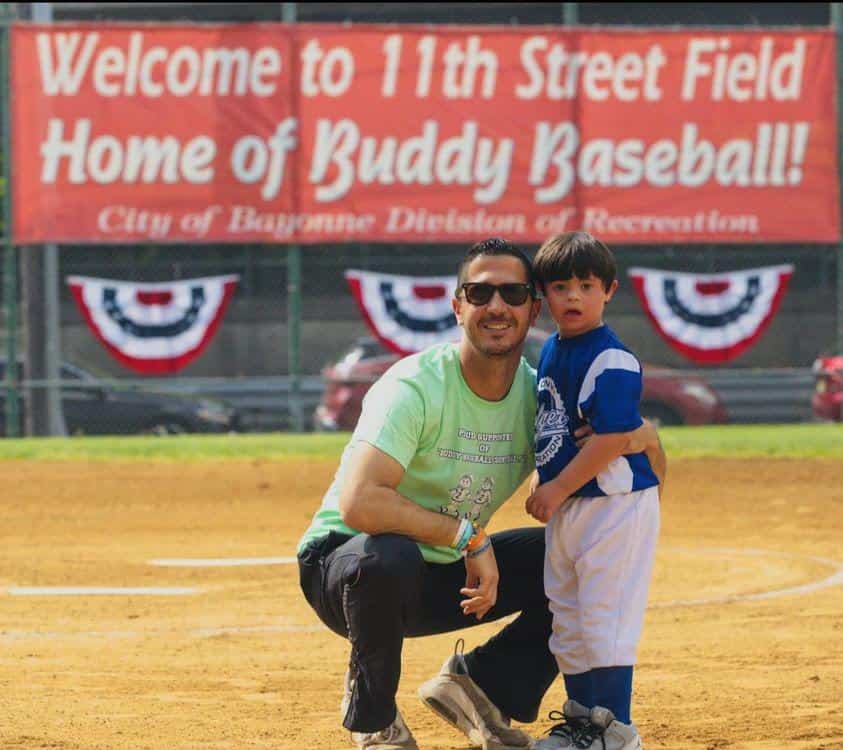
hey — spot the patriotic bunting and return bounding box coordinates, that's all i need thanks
[345,270,459,355]
[67,275,239,374]
[628,265,794,364]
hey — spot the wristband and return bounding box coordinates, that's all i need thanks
[451,519,475,551]
[464,526,487,553]
[466,536,492,559]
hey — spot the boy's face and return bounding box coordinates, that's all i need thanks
[543,273,618,338]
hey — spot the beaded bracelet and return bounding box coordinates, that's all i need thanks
[464,527,487,554]
[466,536,492,559]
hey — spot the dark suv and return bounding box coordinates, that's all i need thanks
[315,334,729,431]
[0,361,238,435]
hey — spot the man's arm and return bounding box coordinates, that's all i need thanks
[338,441,460,546]
[340,440,501,620]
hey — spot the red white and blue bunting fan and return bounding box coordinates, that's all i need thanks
[67,275,239,374]
[628,265,794,364]
[345,270,459,355]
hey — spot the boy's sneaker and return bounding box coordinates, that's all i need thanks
[573,706,642,750]
[533,700,592,749]
[417,643,532,750]
[341,669,419,750]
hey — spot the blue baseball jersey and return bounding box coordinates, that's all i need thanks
[535,324,659,497]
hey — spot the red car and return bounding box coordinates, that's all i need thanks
[314,333,728,431]
[812,356,843,421]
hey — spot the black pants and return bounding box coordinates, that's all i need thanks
[297,527,558,733]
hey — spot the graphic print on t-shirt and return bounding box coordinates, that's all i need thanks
[535,376,570,468]
[441,474,497,522]
[473,476,494,505]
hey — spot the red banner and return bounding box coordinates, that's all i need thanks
[11,24,840,244]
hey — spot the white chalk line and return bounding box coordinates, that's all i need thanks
[148,557,297,567]
[7,586,200,596]
[0,623,324,641]
[649,547,843,609]
[4,547,841,640]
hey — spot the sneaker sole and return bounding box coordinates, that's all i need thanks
[418,677,530,750]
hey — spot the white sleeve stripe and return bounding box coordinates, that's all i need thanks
[578,348,641,406]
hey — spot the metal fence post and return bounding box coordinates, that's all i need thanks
[31,2,65,436]
[0,7,20,436]
[287,245,303,431]
[281,2,304,432]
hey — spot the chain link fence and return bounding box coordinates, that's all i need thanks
[0,241,836,434]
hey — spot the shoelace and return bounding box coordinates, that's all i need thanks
[546,711,604,748]
[547,710,589,738]
[570,720,606,749]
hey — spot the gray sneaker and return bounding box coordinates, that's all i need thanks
[341,669,354,720]
[350,712,419,750]
[534,700,592,749]
[580,706,642,750]
[418,646,532,750]
[341,669,419,750]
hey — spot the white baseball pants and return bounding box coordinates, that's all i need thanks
[544,486,660,674]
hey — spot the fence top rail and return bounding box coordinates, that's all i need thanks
[15,375,325,390]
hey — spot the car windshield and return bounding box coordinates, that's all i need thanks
[60,363,90,381]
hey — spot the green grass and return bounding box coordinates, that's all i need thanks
[659,423,843,458]
[0,432,350,461]
[0,424,840,461]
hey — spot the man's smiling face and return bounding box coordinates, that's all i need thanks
[453,254,540,358]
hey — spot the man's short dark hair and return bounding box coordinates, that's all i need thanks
[455,237,536,297]
[533,231,617,291]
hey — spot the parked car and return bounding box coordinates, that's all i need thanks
[812,356,843,421]
[0,360,239,435]
[314,334,728,431]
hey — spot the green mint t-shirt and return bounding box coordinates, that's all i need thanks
[297,343,537,564]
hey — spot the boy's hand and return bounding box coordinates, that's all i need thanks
[526,481,566,523]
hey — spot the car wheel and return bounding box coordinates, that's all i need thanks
[639,401,684,427]
[141,420,190,436]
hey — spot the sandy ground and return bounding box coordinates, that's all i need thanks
[1,456,842,750]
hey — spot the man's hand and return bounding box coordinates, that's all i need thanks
[525,480,566,523]
[574,420,655,453]
[573,423,594,449]
[461,541,499,621]
[626,419,659,454]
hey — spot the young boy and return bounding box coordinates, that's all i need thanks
[526,232,665,750]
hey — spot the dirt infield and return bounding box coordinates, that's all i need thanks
[2,456,842,750]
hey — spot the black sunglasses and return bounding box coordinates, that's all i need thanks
[460,282,535,306]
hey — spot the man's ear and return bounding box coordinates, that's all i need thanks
[529,297,542,327]
[605,279,619,302]
[452,295,464,326]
